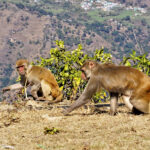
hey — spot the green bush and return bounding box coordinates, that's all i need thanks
[122,50,150,75]
[36,42,150,102]
[38,40,112,101]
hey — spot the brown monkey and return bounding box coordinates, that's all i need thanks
[2,59,63,103]
[63,60,150,115]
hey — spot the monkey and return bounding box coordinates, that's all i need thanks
[2,59,63,103]
[62,60,150,115]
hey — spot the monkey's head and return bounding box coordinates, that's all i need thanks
[16,59,29,75]
[81,60,97,80]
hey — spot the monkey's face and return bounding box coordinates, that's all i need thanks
[16,59,29,76]
[81,68,87,80]
[81,67,91,80]
[16,65,26,75]
[81,60,95,80]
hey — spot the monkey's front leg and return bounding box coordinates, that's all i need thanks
[63,78,97,115]
[30,84,41,100]
[63,97,90,115]
[110,93,118,116]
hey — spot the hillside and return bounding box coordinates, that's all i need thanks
[0,0,150,91]
[0,100,150,150]
[110,0,150,7]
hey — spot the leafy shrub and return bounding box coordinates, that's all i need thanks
[36,42,150,102]
[38,40,112,101]
[122,50,150,75]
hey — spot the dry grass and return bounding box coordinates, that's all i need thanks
[0,101,150,150]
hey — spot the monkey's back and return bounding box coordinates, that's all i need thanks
[27,65,59,88]
[27,65,62,99]
[98,64,150,93]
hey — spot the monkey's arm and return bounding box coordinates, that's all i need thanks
[63,78,98,115]
[2,83,23,93]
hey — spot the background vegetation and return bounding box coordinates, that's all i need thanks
[1,0,150,55]
[36,40,150,102]
[0,0,150,97]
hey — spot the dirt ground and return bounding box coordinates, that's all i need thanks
[0,100,150,150]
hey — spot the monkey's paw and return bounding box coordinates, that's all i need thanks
[61,109,70,116]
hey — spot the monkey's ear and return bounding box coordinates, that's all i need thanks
[89,61,95,69]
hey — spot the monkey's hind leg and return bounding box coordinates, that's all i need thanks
[36,96,53,101]
[50,90,63,104]
[38,80,53,101]
[30,84,41,100]
[131,98,149,114]
[122,95,133,111]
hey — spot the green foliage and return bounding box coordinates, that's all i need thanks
[37,42,150,103]
[122,50,150,75]
[38,40,112,101]
[93,89,108,103]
